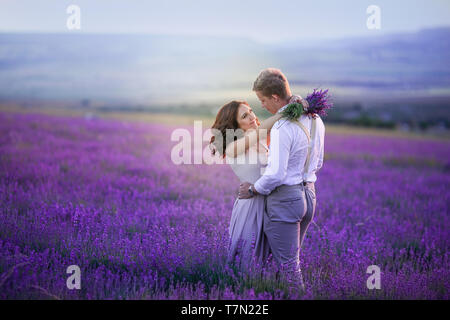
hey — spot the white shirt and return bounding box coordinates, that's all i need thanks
[253,105,325,195]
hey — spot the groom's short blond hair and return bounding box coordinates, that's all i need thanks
[252,68,290,99]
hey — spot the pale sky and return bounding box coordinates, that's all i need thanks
[1,0,450,43]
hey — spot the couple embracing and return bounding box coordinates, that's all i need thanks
[209,68,326,292]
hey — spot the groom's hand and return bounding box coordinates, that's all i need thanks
[238,182,253,199]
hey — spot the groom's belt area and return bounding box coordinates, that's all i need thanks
[271,182,314,193]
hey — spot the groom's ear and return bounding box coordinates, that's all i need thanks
[271,94,280,102]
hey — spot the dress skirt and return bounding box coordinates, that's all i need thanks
[227,194,271,269]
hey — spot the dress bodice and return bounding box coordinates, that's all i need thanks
[228,142,269,184]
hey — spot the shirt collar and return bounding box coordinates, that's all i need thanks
[274,103,291,129]
[277,103,290,114]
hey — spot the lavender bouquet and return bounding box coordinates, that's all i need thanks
[281,88,333,120]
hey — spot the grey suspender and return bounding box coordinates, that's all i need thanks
[291,117,317,182]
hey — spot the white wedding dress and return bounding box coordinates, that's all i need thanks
[227,141,271,268]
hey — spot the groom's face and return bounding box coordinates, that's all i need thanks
[255,91,282,114]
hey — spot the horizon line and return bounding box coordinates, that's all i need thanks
[1,25,450,44]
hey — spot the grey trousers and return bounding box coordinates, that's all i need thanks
[301,182,316,249]
[264,182,316,290]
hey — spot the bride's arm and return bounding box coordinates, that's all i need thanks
[225,113,282,158]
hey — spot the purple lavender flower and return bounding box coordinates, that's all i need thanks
[305,88,333,117]
[0,111,448,300]
[281,88,333,120]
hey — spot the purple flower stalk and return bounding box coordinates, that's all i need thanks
[305,88,333,117]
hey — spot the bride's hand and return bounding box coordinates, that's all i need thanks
[289,95,309,112]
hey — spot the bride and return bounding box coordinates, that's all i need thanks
[209,97,305,269]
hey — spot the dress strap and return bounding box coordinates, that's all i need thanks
[259,141,269,152]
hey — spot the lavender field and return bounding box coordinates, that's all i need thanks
[0,110,449,300]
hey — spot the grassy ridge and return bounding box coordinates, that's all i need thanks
[1,103,449,141]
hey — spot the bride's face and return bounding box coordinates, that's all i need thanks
[236,104,258,131]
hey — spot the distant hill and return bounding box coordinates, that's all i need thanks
[0,33,270,106]
[0,28,449,107]
[273,27,450,99]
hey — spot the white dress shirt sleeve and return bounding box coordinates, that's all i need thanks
[304,117,325,182]
[253,122,292,195]
[315,119,325,172]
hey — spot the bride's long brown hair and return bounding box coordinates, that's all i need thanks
[209,100,260,158]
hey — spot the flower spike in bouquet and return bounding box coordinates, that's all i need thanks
[281,88,333,120]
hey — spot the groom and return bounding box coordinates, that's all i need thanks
[238,68,325,293]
